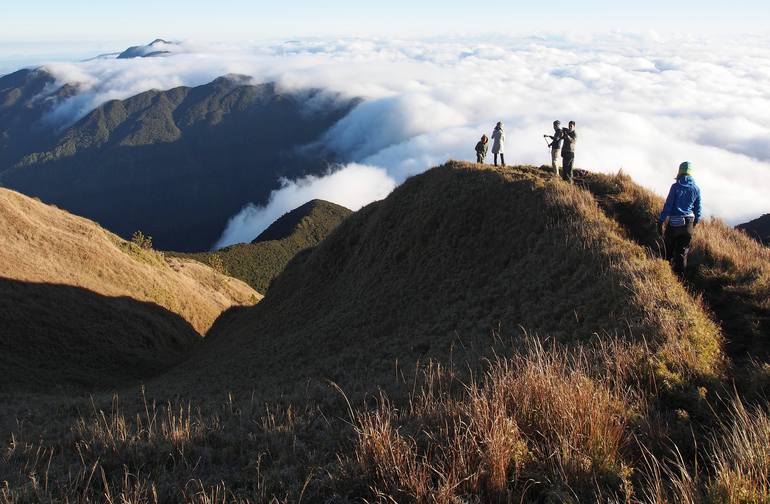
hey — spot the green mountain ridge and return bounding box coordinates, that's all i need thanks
[173,199,352,293]
[0,73,356,251]
[0,68,78,169]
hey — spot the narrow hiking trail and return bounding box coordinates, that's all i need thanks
[575,169,770,375]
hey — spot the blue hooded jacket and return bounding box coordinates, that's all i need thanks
[659,175,702,225]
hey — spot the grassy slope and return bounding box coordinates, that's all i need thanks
[581,170,770,366]
[173,199,352,293]
[165,161,723,399]
[0,188,260,392]
[6,162,770,503]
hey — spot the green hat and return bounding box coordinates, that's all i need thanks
[677,161,693,177]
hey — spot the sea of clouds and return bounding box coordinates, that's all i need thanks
[34,34,770,248]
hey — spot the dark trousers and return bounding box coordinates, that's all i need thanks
[561,151,575,183]
[476,153,484,164]
[494,153,505,166]
[664,218,694,275]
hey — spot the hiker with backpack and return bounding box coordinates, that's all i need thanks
[561,121,577,183]
[475,134,489,164]
[544,120,563,176]
[491,122,505,167]
[657,161,702,276]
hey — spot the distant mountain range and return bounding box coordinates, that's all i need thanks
[0,68,78,169]
[0,66,356,251]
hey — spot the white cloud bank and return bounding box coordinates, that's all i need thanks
[214,164,396,248]
[35,33,770,247]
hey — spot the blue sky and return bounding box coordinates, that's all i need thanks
[1,0,768,73]
[2,0,768,43]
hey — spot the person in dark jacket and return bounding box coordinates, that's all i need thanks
[561,121,577,183]
[475,134,489,164]
[658,161,702,276]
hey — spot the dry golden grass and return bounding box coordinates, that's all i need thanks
[638,399,770,504]
[348,337,639,503]
[542,175,724,386]
[4,163,769,502]
[0,188,261,334]
[693,219,770,312]
[0,188,261,392]
[1,388,318,503]
[4,337,764,503]
[705,400,770,503]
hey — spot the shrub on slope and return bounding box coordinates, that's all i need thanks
[0,188,260,392]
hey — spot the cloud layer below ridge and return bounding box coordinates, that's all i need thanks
[35,34,770,247]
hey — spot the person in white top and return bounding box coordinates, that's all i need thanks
[491,122,505,167]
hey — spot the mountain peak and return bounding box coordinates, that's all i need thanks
[117,39,179,59]
[174,199,352,293]
[252,199,352,243]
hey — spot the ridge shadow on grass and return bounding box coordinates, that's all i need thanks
[0,277,201,395]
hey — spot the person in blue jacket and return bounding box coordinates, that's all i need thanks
[657,161,702,275]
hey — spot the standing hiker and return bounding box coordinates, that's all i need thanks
[561,121,577,183]
[491,122,505,167]
[657,161,702,276]
[544,120,563,176]
[475,134,489,164]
